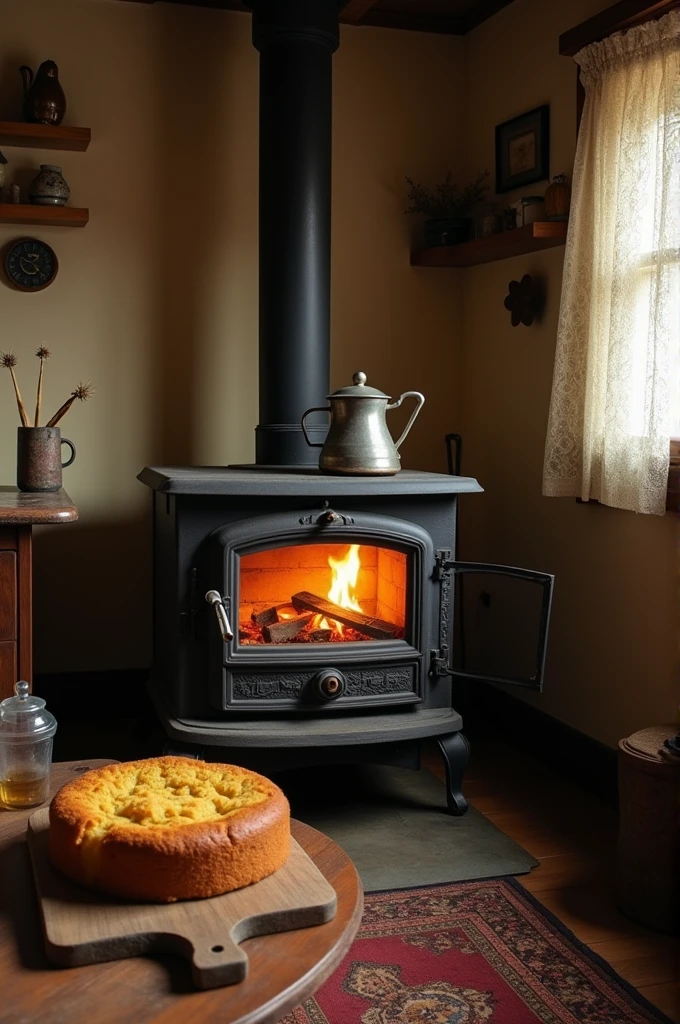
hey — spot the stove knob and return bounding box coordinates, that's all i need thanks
[314,670,346,702]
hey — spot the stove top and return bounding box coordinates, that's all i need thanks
[138,466,484,496]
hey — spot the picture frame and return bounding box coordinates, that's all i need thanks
[495,105,549,194]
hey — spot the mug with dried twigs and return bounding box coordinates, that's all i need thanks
[16,426,75,492]
[1,347,94,493]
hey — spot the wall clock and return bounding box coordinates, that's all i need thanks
[4,237,58,292]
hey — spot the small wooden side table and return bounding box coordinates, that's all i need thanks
[0,487,78,698]
[0,760,364,1024]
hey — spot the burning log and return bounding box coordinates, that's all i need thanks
[291,592,400,640]
[310,628,333,643]
[262,613,313,643]
[251,606,280,627]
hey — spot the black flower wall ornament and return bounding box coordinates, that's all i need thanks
[503,274,545,327]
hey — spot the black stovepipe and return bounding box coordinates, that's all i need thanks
[247,0,340,466]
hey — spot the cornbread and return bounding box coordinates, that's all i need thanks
[48,757,290,902]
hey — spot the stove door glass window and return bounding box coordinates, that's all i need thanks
[239,543,408,645]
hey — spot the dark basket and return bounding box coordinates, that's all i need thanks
[424,217,471,247]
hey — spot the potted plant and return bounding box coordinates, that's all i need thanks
[405,170,490,246]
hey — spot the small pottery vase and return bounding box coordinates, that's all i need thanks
[544,174,571,221]
[29,164,70,206]
[19,61,66,126]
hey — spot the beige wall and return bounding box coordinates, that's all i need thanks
[460,0,679,746]
[1,0,676,748]
[0,0,463,673]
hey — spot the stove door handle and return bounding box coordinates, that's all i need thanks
[205,590,234,642]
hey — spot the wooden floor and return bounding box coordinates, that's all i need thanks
[426,737,679,1022]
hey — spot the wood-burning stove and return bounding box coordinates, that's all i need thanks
[138,1,555,812]
[138,465,554,814]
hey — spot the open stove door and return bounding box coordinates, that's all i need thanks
[436,433,555,692]
[431,556,554,691]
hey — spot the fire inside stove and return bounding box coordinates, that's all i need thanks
[239,543,408,645]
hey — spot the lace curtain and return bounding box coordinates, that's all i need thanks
[542,10,680,515]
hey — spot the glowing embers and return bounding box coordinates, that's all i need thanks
[239,543,407,645]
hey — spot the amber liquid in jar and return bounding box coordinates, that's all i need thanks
[0,770,49,809]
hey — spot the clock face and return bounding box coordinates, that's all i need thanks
[4,238,58,292]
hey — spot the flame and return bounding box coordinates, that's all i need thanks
[326,544,363,635]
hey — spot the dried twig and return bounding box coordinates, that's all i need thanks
[34,346,51,427]
[1,352,30,426]
[46,381,95,428]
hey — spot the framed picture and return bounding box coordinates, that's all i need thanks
[495,105,549,194]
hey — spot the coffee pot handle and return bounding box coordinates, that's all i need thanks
[387,392,425,451]
[301,407,330,447]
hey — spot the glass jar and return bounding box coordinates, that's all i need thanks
[519,196,545,225]
[0,681,57,809]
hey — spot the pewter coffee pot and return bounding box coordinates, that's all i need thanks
[301,372,425,475]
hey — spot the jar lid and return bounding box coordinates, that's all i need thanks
[0,680,57,739]
[328,371,391,400]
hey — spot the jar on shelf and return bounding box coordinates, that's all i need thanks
[519,196,545,226]
[544,174,571,221]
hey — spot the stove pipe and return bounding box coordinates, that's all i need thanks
[248,0,340,466]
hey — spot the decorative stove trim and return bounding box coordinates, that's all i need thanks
[227,664,418,711]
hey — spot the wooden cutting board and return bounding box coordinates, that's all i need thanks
[27,808,337,990]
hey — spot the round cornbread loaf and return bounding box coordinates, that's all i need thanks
[48,756,290,902]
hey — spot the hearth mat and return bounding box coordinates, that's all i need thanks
[274,763,538,891]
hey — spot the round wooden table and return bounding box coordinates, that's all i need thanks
[0,760,364,1024]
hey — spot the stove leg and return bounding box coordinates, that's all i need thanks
[436,732,470,816]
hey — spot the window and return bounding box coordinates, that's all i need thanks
[543,8,680,515]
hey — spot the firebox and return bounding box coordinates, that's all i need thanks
[209,509,429,714]
[139,466,554,814]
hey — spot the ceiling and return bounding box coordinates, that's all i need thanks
[121,0,517,35]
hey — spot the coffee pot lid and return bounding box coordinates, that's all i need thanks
[0,680,57,739]
[328,371,390,399]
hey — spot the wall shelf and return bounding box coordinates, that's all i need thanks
[0,204,89,228]
[0,121,91,152]
[411,221,568,268]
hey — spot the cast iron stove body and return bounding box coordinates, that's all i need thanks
[140,465,552,814]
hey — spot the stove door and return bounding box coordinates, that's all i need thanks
[433,556,554,692]
[206,508,435,713]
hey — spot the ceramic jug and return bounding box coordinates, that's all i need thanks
[301,371,425,476]
[19,61,66,125]
[29,164,70,206]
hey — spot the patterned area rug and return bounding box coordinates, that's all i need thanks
[280,878,674,1024]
